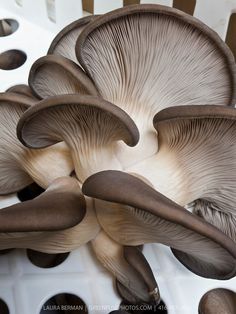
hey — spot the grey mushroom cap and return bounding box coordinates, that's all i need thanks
[82,170,236,280]
[29,55,99,99]
[17,94,139,181]
[75,4,236,167]
[199,288,236,314]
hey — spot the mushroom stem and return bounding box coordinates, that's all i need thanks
[67,139,122,182]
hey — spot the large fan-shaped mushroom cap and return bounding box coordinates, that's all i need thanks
[0,181,100,253]
[128,105,236,241]
[17,94,139,181]
[76,4,236,167]
[0,92,73,193]
[82,171,236,280]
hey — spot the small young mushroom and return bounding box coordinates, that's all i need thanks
[128,105,236,242]
[29,55,99,99]
[91,231,159,304]
[82,170,236,279]
[48,15,97,64]
[0,92,73,193]
[17,94,139,182]
[199,288,236,314]
[76,4,236,167]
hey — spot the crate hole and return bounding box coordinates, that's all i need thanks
[0,19,19,37]
[27,250,70,268]
[120,299,168,313]
[40,293,88,313]
[173,0,196,16]
[124,0,140,6]
[0,50,26,70]
[0,299,9,314]
[17,182,44,202]
[226,13,236,60]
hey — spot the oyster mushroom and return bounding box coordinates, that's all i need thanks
[0,177,98,253]
[29,55,99,99]
[76,4,236,166]
[128,105,236,241]
[82,170,236,279]
[17,94,139,182]
[0,92,73,193]
[48,15,97,64]
[199,288,236,314]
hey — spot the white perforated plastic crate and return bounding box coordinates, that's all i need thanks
[0,1,236,314]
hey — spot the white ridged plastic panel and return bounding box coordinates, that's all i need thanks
[0,1,236,313]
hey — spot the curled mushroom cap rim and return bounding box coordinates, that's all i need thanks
[17,94,140,148]
[76,4,236,105]
[0,92,35,108]
[153,104,236,127]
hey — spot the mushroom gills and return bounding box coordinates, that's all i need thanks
[17,94,139,182]
[83,170,236,279]
[76,4,236,166]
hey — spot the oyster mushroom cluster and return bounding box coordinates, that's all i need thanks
[1,3,236,306]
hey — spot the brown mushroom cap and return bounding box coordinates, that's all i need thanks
[199,288,236,314]
[48,15,97,64]
[17,94,139,181]
[18,94,138,148]
[29,55,99,99]
[77,4,236,106]
[82,170,236,280]
[0,92,74,193]
[76,4,235,166]
[0,177,86,232]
